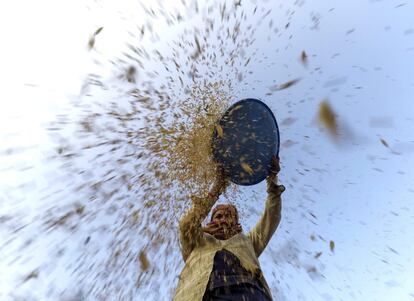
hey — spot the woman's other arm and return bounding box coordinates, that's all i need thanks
[248,156,285,257]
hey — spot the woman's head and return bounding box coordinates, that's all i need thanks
[211,204,239,225]
[203,204,242,240]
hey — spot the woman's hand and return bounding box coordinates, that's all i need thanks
[266,155,285,195]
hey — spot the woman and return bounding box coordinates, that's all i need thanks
[173,156,285,301]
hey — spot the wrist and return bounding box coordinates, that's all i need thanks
[267,184,285,195]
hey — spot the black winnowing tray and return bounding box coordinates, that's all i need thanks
[211,98,280,186]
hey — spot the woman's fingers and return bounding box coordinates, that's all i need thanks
[204,223,221,233]
[270,155,281,174]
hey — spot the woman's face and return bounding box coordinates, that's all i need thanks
[212,208,237,226]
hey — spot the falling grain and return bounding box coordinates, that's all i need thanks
[88,27,104,50]
[22,269,39,283]
[241,162,254,175]
[380,138,389,148]
[216,124,224,137]
[329,240,335,252]
[270,78,301,91]
[139,250,150,271]
[318,100,338,135]
[300,50,308,67]
[314,252,322,259]
[94,27,104,36]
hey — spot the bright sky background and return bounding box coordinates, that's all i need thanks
[1,0,414,300]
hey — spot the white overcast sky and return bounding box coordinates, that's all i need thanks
[1,0,414,300]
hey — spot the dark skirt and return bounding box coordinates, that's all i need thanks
[202,282,272,301]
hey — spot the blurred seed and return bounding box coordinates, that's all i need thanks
[282,140,298,148]
[75,205,85,215]
[300,50,308,67]
[216,124,224,137]
[94,27,104,36]
[380,138,389,148]
[126,66,137,83]
[88,27,104,50]
[318,100,338,135]
[281,117,297,126]
[270,78,301,91]
[88,37,95,49]
[139,250,150,271]
[22,269,39,283]
[241,163,254,175]
[277,78,300,90]
[329,240,335,252]
[144,200,156,207]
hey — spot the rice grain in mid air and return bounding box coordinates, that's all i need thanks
[318,100,338,135]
